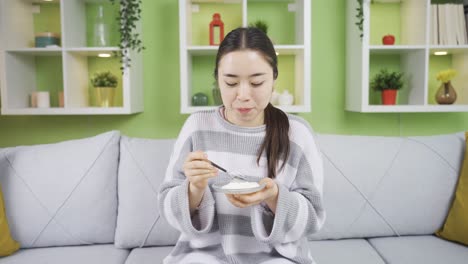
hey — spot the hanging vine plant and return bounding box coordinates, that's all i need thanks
[356,0,380,40]
[356,0,364,40]
[109,0,145,70]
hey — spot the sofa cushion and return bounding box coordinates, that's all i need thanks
[308,239,385,264]
[0,131,120,248]
[0,244,129,264]
[115,136,179,248]
[310,132,464,240]
[437,131,468,245]
[0,183,19,256]
[124,240,386,264]
[124,247,173,264]
[368,235,468,264]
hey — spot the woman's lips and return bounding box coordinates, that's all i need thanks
[237,108,252,114]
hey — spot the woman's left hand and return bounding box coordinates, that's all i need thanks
[226,178,279,213]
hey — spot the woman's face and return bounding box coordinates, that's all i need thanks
[218,50,275,127]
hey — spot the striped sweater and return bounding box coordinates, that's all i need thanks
[158,107,325,264]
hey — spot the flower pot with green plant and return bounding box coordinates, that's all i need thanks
[370,69,404,105]
[91,71,118,107]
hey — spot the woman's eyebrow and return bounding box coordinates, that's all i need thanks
[223,73,266,77]
[250,73,266,77]
[223,74,239,78]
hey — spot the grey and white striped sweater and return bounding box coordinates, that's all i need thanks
[158,107,325,264]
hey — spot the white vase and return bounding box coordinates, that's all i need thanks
[270,90,280,105]
[92,5,110,47]
[278,90,293,106]
[36,91,50,108]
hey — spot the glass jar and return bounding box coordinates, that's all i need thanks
[92,5,110,47]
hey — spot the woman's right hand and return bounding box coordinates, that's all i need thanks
[183,151,218,191]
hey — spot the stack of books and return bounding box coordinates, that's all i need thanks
[431,2,468,45]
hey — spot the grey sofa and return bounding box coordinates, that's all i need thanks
[1,130,467,264]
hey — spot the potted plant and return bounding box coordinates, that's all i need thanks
[249,20,268,35]
[109,0,145,70]
[91,71,118,107]
[370,69,404,105]
[356,0,377,40]
[356,0,365,40]
[435,68,457,104]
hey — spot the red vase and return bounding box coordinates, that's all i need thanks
[209,13,224,46]
[382,89,397,105]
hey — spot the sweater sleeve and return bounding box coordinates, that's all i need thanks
[157,115,216,238]
[250,128,326,245]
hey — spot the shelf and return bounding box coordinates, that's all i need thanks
[183,104,310,114]
[180,0,311,113]
[187,46,219,55]
[1,107,139,115]
[346,0,468,112]
[30,0,60,3]
[369,45,426,54]
[186,0,243,46]
[369,0,427,46]
[428,50,468,105]
[247,0,303,45]
[187,44,304,55]
[248,0,297,2]
[275,45,305,54]
[363,105,468,113]
[5,48,62,56]
[191,0,242,3]
[0,0,143,115]
[429,46,468,54]
[65,47,120,55]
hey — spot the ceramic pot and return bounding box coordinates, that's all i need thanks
[435,81,457,105]
[381,89,397,105]
[35,32,60,47]
[192,92,208,106]
[95,87,115,107]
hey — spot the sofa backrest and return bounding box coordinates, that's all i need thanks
[114,136,179,248]
[115,132,465,246]
[309,132,465,240]
[0,131,120,248]
[3,130,461,249]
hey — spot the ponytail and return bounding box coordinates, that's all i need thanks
[257,103,290,179]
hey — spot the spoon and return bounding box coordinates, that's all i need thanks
[209,160,248,181]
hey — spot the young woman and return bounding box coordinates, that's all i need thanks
[158,27,325,264]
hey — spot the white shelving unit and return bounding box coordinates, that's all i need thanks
[0,0,143,115]
[179,0,311,113]
[346,0,468,113]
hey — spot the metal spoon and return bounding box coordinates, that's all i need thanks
[209,160,247,181]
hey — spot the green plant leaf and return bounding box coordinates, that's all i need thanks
[109,0,144,71]
[90,71,118,88]
[370,69,404,91]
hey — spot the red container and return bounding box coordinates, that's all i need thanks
[382,34,395,45]
[382,89,397,105]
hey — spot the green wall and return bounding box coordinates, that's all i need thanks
[1,0,468,147]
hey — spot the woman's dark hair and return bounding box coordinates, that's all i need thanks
[214,27,290,179]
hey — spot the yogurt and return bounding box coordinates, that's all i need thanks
[221,181,260,190]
